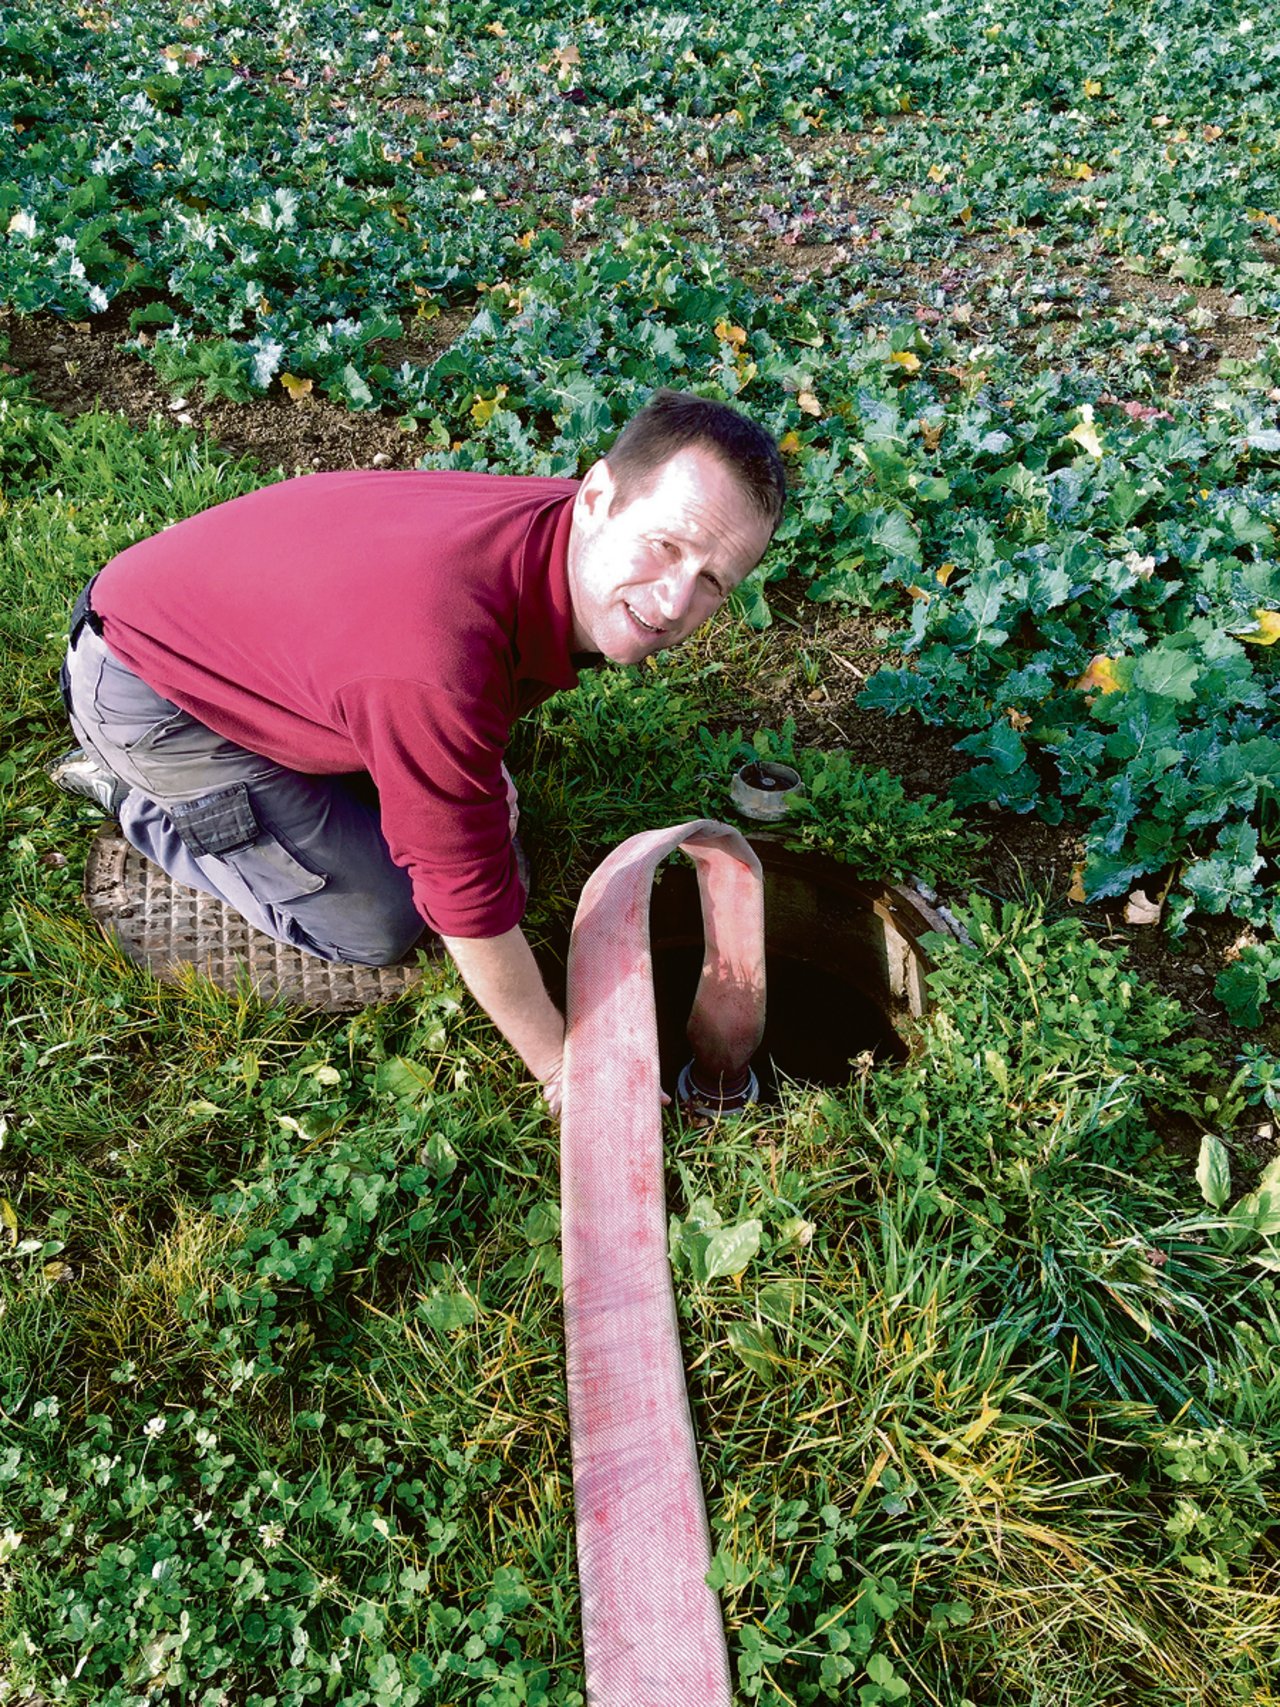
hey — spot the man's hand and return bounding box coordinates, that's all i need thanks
[539,1059,564,1119]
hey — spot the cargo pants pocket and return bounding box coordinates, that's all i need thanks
[168,782,327,905]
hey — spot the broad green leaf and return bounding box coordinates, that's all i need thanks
[726,1321,780,1384]
[1195,1133,1231,1211]
[418,1289,478,1332]
[704,1218,762,1281]
[522,1201,561,1246]
[1131,646,1200,702]
[376,1057,433,1102]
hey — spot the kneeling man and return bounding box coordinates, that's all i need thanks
[53,389,784,1112]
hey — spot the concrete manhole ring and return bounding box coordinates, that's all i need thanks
[83,824,430,1012]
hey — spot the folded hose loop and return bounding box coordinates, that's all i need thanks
[561,821,767,1707]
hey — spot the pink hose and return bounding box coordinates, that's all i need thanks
[560,821,767,1707]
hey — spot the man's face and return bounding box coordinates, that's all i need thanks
[566,444,774,664]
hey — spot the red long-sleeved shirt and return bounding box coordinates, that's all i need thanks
[93,469,583,937]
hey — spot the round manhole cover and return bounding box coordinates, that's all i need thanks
[83,824,430,1012]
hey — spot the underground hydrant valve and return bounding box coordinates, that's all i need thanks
[676,1058,760,1119]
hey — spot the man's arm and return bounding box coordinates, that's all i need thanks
[441,925,565,1114]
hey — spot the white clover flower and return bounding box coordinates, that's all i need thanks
[87,285,109,313]
[142,1415,167,1439]
[0,1527,22,1561]
[258,1521,286,1549]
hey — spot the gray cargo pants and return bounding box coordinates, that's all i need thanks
[63,621,427,967]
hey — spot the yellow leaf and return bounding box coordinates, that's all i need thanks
[1238,609,1280,646]
[1067,864,1088,904]
[1083,78,1103,97]
[920,419,944,452]
[552,42,581,70]
[1006,708,1032,732]
[484,20,507,35]
[778,430,803,455]
[715,319,747,348]
[927,163,947,183]
[516,229,535,249]
[0,1199,16,1246]
[279,373,313,403]
[936,561,956,586]
[1076,654,1123,698]
[470,384,509,426]
[796,390,822,418]
[1067,408,1104,457]
[889,351,921,373]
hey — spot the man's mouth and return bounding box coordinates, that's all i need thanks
[624,602,664,636]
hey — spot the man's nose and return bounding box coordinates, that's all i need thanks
[653,568,696,625]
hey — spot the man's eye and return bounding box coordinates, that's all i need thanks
[702,572,724,596]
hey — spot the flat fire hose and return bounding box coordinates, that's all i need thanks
[560,821,767,1707]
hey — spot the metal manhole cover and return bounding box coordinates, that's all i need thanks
[84,825,430,1011]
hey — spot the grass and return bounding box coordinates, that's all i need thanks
[2,0,1280,1694]
[1,377,1277,1702]
[0,384,1276,1693]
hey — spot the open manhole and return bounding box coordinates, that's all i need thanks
[647,836,948,1096]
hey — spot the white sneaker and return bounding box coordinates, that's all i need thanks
[46,747,129,817]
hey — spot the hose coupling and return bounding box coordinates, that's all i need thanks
[676,1059,760,1119]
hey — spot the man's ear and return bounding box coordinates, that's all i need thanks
[575,457,616,526]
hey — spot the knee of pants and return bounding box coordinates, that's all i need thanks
[320,908,429,969]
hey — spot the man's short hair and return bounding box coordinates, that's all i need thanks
[605,389,786,530]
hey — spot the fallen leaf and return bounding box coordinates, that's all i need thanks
[935,561,956,586]
[715,319,747,348]
[920,419,944,452]
[1124,888,1163,925]
[280,372,313,403]
[551,43,582,70]
[1083,78,1103,97]
[1067,864,1087,904]
[1076,654,1123,698]
[927,163,947,182]
[797,390,822,418]
[0,1199,16,1246]
[1006,708,1032,731]
[1203,124,1223,142]
[778,430,803,454]
[1238,609,1280,645]
[484,20,507,35]
[889,351,921,373]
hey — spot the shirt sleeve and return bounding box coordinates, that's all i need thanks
[333,673,525,938]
